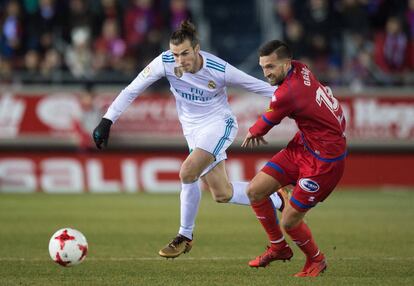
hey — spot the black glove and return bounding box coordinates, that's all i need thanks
[92,118,113,149]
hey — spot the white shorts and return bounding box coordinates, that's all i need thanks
[184,117,238,176]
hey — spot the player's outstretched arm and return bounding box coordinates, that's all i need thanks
[241,131,268,148]
[104,54,165,122]
[92,118,112,149]
[224,63,276,98]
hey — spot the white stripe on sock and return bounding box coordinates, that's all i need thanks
[312,250,321,258]
[297,239,310,246]
[270,236,285,244]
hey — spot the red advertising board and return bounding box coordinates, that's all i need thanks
[1,151,413,193]
[1,91,414,146]
[0,93,81,137]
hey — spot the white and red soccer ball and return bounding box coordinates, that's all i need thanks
[48,228,88,267]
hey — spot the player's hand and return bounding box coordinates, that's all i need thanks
[92,118,113,149]
[241,131,268,148]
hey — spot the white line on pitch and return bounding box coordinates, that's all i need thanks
[0,257,413,262]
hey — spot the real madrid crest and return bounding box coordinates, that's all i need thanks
[208,80,216,89]
[174,67,183,78]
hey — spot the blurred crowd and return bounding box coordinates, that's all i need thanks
[276,0,414,88]
[0,0,413,87]
[0,0,191,82]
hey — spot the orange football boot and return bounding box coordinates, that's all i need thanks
[249,245,293,268]
[294,254,327,277]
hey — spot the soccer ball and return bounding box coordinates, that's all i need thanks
[48,228,88,267]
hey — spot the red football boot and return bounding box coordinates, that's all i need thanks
[249,245,293,268]
[294,254,327,277]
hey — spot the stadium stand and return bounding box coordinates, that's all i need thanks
[0,0,413,87]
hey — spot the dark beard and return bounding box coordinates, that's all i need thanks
[275,78,285,85]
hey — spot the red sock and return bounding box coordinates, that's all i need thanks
[285,221,322,261]
[251,198,286,249]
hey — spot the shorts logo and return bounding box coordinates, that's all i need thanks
[299,178,319,193]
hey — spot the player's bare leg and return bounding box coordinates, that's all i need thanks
[201,160,233,202]
[202,160,287,210]
[159,151,289,259]
[159,149,214,258]
[282,204,327,277]
[247,172,293,267]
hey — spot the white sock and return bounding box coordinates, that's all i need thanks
[229,181,283,210]
[178,181,201,240]
[229,182,250,205]
[270,192,282,210]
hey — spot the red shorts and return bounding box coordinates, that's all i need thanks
[262,134,346,212]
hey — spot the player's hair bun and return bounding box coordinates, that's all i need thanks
[179,20,196,35]
[170,19,199,47]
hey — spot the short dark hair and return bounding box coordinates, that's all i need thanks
[170,20,199,47]
[259,40,292,59]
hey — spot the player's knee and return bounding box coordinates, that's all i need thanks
[179,162,200,183]
[246,184,262,203]
[179,169,199,183]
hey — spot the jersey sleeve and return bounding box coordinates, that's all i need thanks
[224,63,276,98]
[249,87,294,136]
[103,54,165,123]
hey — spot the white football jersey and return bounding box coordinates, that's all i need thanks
[104,50,276,131]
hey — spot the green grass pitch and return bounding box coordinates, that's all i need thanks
[0,189,413,286]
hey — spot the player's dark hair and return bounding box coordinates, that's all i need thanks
[259,40,292,59]
[170,20,199,47]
